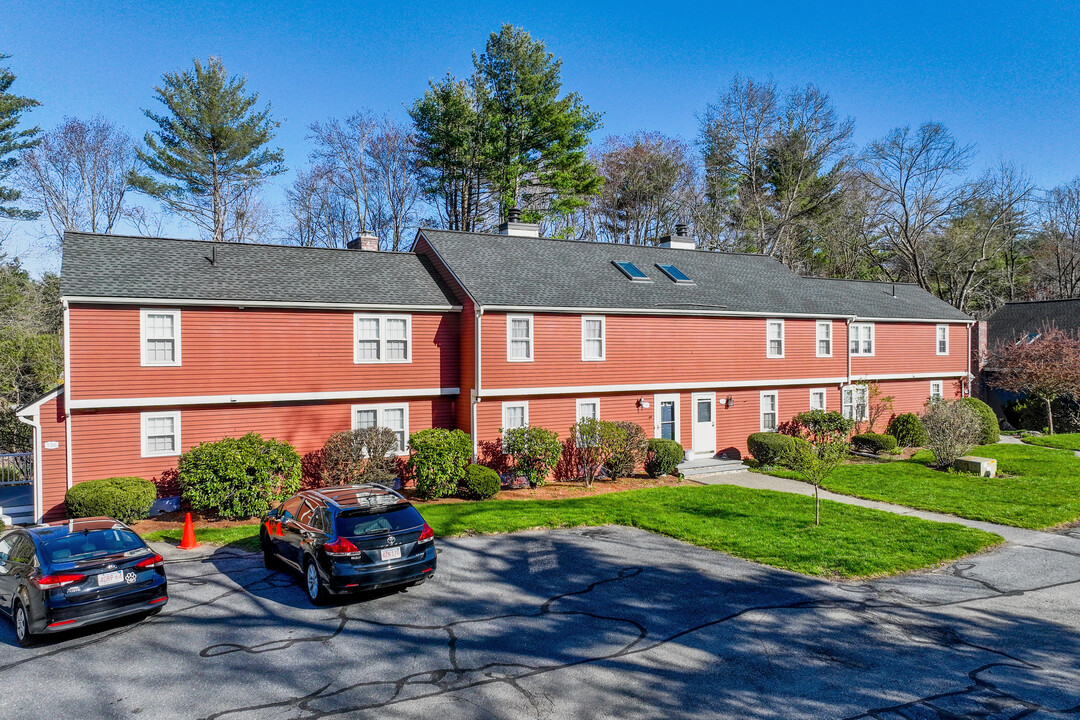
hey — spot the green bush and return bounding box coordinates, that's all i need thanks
[460,464,501,499]
[958,397,1000,444]
[644,438,684,478]
[178,433,302,520]
[885,413,929,447]
[407,428,472,500]
[66,477,156,524]
[570,418,626,487]
[851,432,898,454]
[747,432,800,466]
[503,425,563,488]
[604,421,648,479]
[320,427,398,486]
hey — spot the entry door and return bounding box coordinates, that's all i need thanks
[653,394,680,443]
[691,393,716,456]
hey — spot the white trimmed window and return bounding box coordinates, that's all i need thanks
[850,323,875,356]
[141,309,181,366]
[501,401,529,452]
[842,385,869,421]
[936,325,949,355]
[141,411,180,458]
[352,404,409,454]
[809,388,827,412]
[507,314,534,362]
[760,391,779,432]
[581,316,605,361]
[930,380,944,401]
[353,314,411,364]
[766,320,784,358]
[576,399,600,421]
[816,320,833,357]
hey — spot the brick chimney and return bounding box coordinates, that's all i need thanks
[347,235,379,251]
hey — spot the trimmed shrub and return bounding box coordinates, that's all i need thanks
[747,432,799,466]
[460,464,500,500]
[178,433,302,520]
[886,413,928,448]
[604,421,648,479]
[503,425,563,488]
[958,397,1000,445]
[570,418,625,487]
[320,427,398,486]
[921,400,982,469]
[851,432,899,455]
[644,438,684,478]
[407,428,472,500]
[65,476,156,524]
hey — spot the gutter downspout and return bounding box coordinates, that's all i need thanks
[966,321,974,398]
[472,304,483,461]
[63,299,73,490]
[16,413,42,522]
[845,317,854,389]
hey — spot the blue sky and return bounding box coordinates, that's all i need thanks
[6,0,1080,273]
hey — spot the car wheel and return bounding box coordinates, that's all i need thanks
[13,600,35,648]
[304,559,329,606]
[261,531,280,570]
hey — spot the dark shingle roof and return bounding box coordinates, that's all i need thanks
[61,232,459,308]
[986,299,1080,345]
[419,229,971,321]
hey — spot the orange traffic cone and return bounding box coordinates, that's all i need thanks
[178,512,199,550]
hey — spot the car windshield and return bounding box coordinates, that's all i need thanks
[42,528,145,564]
[336,507,424,537]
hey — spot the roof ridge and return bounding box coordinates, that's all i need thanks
[999,297,1080,306]
[64,231,417,257]
[802,276,920,287]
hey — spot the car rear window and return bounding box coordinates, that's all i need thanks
[335,507,424,537]
[42,529,145,564]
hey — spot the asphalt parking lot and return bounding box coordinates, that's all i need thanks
[1,524,1079,719]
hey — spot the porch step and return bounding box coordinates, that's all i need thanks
[676,458,749,479]
[0,504,32,527]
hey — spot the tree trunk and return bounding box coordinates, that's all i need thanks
[1046,397,1055,435]
[815,484,820,526]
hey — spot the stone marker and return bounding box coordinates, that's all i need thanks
[954,456,997,477]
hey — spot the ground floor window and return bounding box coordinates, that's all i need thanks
[141,411,180,458]
[842,385,869,422]
[930,380,944,401]
[760,391,778,432]
[809,388,827,412]
[352,404,409,454]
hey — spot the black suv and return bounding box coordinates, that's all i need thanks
[0,518,168,646]
[260,484,436,604]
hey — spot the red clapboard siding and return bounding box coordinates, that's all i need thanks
[68,305,461,400]
[851,323,968,376]
[39,393,69,521]
[457,299,476,435]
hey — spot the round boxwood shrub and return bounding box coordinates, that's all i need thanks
[851,432,899,455]
[885,413,928,448]
[644,438,684,478]
[66,476,156,524]
[178,433,302,520]
[407,428,472,499]
[958,397,1000,445]
[460,464,500,500]
[746,432,800,466]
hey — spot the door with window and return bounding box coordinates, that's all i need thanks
[691,393,716,457]
[654,394,680,444]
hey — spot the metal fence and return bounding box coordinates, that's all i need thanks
[0,452,33,486]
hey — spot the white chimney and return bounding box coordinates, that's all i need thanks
[658,222,696,250]
[498,207,540,237]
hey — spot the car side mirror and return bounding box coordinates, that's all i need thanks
[266,509,279,519]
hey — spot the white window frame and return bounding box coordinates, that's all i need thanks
[936,324,949,355]
[351,403,410,455]
[653,393,681,444]
[581,315,606,361]
[809,388,828,412]
[140,308,181,367]
[849,323,875,357]
[766,319,785,359]
[576,398,601,421]
[141,411,181,458]
[930,380,944,401]
[353,313,412,364]
[760,391,779,432]
[841,385,869,422]
[816,320,833,358]
[501,401,530,453]
[506,314,534,362]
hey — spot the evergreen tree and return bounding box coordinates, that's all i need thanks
[0,53,41,220]
[130,56,285,242]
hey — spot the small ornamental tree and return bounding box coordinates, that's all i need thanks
[989,322,1080,435]
[920,399,982,469]
[783,410,853,526]
[320,427,398,486]
[570,418,625,487]
[604,421,648,479]
[503,425,562,488]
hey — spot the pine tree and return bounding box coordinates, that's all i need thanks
[130,57,285,242]
[0,53,41,220]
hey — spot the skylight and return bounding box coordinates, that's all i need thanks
[656,264,693,284]
[614,261,651,281]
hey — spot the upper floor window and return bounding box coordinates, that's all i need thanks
[141,411,180,458]
[842,385,869,421]
[581,316,605,361]
[353,403,409,454]
[760,391,779,432]
[850,323,875,356]
[354,314,411,364]
[507,314,533,362]
[930,380,944,401]
[816,320,833,357]
[936,325,949,355]
[141,309,181,366]
[766,320,784,358]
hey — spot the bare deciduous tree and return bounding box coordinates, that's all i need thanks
[283,164,355,248]
[308,112,378,237]
[367,118,421,251]
[1034,178,1080,299]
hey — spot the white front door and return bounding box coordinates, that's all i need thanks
[691,392,716,456]
[653,394,680,444]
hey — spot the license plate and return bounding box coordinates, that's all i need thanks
[97,570,124,587]
[380,547,401,561]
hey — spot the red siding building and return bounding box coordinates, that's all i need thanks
[17,225,973,521]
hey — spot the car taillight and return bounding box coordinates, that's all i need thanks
[324,537,360,555]
[34,573,85,590]
[418,523,434,542]
[136,553,164,569]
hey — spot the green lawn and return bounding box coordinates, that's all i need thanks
[762,443,1080,529]
[140,485,1000,580]
[1023,433,1080,452]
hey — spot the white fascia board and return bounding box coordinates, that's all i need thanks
[62,295,461,312]
[69,387,460,410]
[849,371,968,382]
[15,386,65,417]
[854,316,975,324]
[481,305,853,320]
